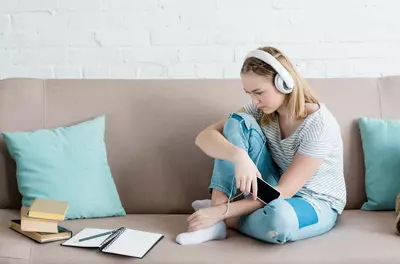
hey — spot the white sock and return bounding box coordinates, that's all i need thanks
[192,199,211,211]
[175,221,227,245]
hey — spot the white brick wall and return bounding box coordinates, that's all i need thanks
[0,0,400,79]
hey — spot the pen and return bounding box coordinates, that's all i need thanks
[78,230,115,242]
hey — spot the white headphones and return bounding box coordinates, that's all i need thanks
[244,49,295,94]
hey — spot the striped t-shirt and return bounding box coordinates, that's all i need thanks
[243,102,347,214]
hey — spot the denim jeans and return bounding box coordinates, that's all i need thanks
[208,112,338,244]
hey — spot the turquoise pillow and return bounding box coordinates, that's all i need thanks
[2,115,126,219]
[358,117,400,211]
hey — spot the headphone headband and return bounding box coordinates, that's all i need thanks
[244,49,295,89]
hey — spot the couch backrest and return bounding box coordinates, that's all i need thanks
[1,77,399,213]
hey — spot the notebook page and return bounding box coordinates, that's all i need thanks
[62,228,114,248]
[102,229,163,258]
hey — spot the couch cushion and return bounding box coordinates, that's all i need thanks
[1,209,399,264]
[379,76,400,120]
[0,79,45,210]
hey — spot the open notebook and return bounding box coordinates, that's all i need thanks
[61,227,164,258]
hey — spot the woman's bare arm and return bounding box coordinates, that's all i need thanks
[195,107,246,163]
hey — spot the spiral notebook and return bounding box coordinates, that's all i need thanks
[61,227,164,258]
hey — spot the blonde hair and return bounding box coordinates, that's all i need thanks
[240,46,319,126]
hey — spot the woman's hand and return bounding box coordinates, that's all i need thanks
[187,205,226,232]
[233,148,260,200]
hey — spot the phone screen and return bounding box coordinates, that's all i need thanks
[250,177,281,204]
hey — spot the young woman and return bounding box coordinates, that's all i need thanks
[176,46,346,245]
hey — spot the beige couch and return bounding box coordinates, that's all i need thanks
[0,77,399,264]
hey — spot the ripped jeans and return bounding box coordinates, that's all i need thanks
[208,112,338,244]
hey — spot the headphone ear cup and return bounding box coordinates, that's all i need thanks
[274,74,293,94]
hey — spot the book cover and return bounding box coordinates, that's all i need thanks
[10,220,72,243]
[27,198,68,221]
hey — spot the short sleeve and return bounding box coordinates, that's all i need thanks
[297,119,333,159]
[243,102,263,123]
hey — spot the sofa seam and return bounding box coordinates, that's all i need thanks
[376,78,383,119]
[42,79,47,128]
[29,241,33,264]
[0,256,29,260]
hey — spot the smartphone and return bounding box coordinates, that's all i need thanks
[250,177,281,205]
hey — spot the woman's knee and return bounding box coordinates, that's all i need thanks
[239,199,300,244]
[262,199,300,244]
[222,113,264,151]
[223,112,259,136]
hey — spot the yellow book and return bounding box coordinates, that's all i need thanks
[21,206,60,233]
[27,198,68,221]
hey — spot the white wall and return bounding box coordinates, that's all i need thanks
[0,0,400,79]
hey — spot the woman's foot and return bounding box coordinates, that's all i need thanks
[192,199,211,211]
[177,192,228,245]
[175,221,227,245]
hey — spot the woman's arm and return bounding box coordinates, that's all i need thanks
[221,197,264,220]
[195,107,245,163]
[274,153,325,198]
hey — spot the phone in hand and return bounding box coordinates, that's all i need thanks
[250,177,281,205]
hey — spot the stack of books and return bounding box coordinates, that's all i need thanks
[10,198,73,243]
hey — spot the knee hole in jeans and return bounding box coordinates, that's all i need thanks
[262,200,296,243]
